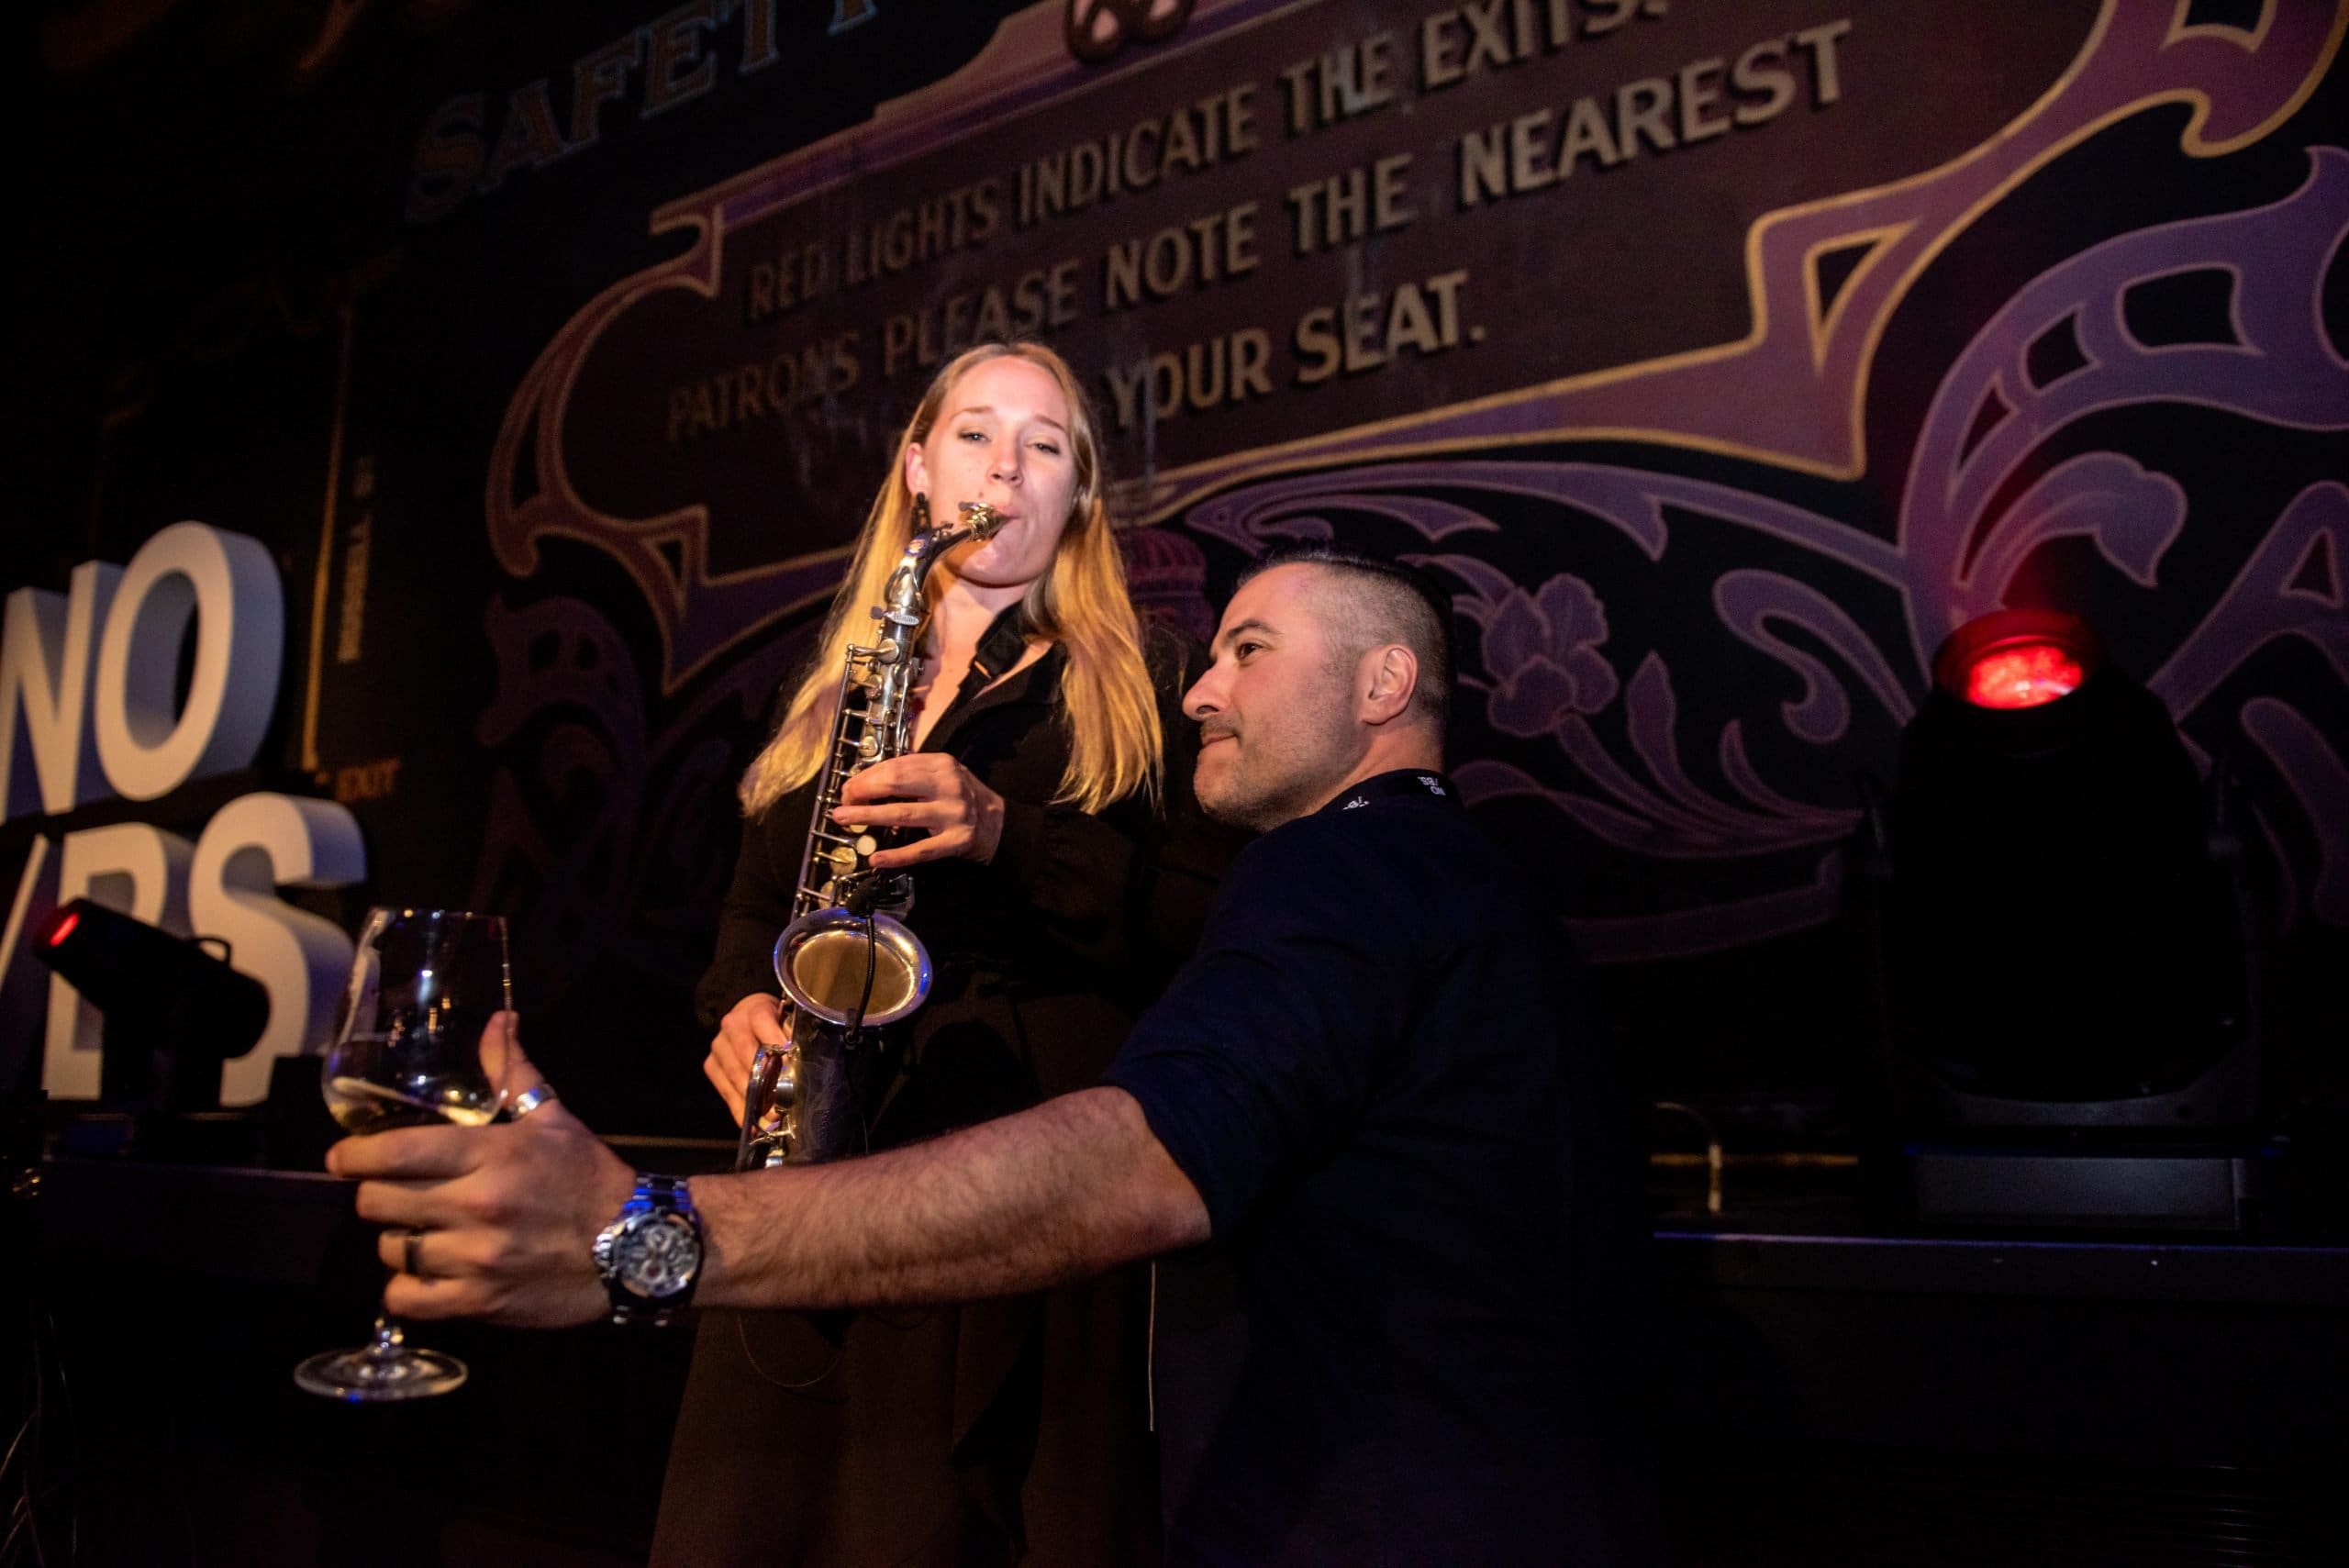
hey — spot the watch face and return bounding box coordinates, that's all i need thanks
[618,1211,700,1300]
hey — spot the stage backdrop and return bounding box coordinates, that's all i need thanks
[5,0,2345,1139]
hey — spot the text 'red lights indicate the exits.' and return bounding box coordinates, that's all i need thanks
[1964,642,2086,710]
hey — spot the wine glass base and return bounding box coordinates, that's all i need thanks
[294,1345,469,1402]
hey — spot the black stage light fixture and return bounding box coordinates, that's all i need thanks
[32,897,271,1121]
[1865,609,2263,1229]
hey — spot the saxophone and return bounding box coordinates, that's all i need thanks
[735,500,1003,1171]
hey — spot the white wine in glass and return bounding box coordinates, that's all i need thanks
[295,907,512,1402]
[323,1058,501,1135]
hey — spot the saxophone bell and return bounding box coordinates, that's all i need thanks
[774,906,931,1028]
[735,907,932,1171]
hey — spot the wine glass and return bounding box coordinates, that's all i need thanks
[295,907,513,1401]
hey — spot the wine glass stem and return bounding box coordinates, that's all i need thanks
[364,1312,406,1361]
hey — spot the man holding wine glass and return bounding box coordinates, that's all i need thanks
[297,906,518,1401]
[331,552,1657,1564]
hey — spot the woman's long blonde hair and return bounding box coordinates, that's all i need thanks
[740,342,1163,817]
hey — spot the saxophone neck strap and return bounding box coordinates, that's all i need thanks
[963,602,1036,689]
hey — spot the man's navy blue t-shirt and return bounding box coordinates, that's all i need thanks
[1102,771,1653,1566]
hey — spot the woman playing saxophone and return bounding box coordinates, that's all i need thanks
[662,341,1235,1567]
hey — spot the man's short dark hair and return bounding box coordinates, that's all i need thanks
[1238,547,1454,729]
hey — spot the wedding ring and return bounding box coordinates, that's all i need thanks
[402,1227,428,1280]
[508,1084,559,1119]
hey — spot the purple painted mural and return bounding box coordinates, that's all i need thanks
[8,0,2344,1128]
[435,0,2347,1121]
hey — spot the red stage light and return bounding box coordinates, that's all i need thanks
[1932,609,2101,712]
[47,909,80,948]
[1964,641,2085,710]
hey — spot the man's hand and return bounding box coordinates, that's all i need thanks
[706,992,787,1124]
[832,753,1007,869]
[327,1014,635,1328]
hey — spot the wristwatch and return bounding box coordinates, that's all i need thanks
[592,1173,703,1325]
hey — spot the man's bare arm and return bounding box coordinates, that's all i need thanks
[702,1085,1208,1309]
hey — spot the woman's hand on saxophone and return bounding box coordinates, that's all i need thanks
[707,992,789,1125]
[832,754,1008,869]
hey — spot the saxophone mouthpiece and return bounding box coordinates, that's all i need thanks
[958,501,1003,541]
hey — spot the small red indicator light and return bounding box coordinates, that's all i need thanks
[47,909,80,948]
[1965,642,2085,710]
